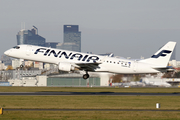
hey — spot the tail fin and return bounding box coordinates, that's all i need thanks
[140,41,176,67]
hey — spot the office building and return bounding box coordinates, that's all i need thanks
[58,25,81,52]
[56,42,79,51]
[1,55,12,66]
[17,26,46,47]
[45,42,59,48]
[0,61,5,71]
[12,59,21,70]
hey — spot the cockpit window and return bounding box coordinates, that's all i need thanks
[13,46,20,49]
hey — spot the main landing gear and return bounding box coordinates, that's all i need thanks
[83,71,89,79]
[19,59,25,69]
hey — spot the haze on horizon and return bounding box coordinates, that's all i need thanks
[0,0,180,60]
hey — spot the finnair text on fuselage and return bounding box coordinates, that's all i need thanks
[34,48,100,63]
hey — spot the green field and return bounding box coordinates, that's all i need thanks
[0,87,180,120]
[2,111,180,120]
[0,86,180,93]
[1,96,180,109]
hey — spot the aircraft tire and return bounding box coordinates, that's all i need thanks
[20,65,24,68]
[83,74,89,79]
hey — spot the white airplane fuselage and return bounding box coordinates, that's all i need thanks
[5,45,159,74]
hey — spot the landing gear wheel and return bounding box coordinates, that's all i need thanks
[20,65,24,68]
[83,74,89,79]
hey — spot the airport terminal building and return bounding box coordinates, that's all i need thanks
[7,73,111,87]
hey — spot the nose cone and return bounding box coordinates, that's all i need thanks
[4,50,10,56]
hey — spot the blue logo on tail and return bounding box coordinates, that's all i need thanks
[151,50,172,58]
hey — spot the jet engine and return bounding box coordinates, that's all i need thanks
[58,62,75,72]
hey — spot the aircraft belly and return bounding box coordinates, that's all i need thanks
[101,64,134,74]
[136,63,159,73]
[101,63,159,74]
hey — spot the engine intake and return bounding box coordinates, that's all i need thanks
[58,62,75,72]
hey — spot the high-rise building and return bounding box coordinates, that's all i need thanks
[17,26,46,47]
[1,55,12,66]
[56,42,79,51]
[59,25,81,52]
[45,42,59,48]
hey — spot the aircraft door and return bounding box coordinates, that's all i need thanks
[26,45,32,56]
[133,61,138,72]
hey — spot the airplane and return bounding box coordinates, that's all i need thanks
[4,41,176,79]
[143,79,171,87]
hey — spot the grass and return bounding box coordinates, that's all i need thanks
[0,86,180,93]
[1,111,180,120]
[1,87,180,119]
[1,96,180,109]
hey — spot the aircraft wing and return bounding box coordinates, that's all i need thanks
[75,62,101,71]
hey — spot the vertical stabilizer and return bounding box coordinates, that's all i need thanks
[140,41,176,67]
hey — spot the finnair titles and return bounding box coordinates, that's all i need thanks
[34,48,100,62]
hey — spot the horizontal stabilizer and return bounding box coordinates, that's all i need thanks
[152,66,175,72]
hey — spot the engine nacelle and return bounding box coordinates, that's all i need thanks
[58,62,75,72]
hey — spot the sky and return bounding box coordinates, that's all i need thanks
[0,0,180,60]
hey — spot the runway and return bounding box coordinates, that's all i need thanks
[0,92,180,96]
